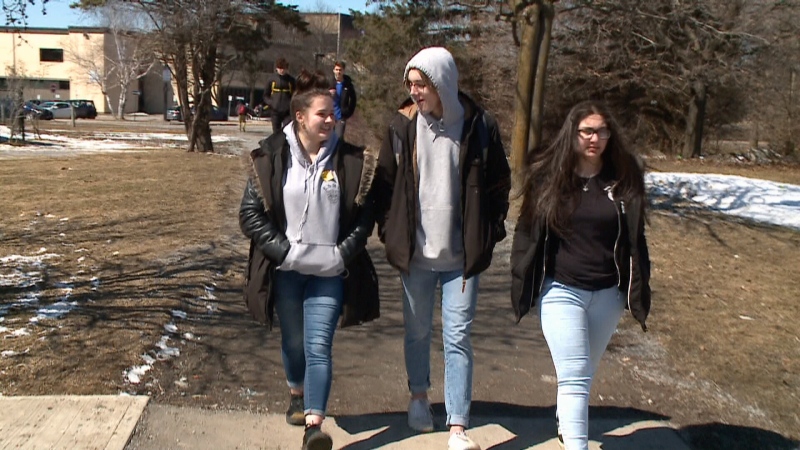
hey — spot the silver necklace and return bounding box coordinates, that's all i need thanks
[580,176,594,192]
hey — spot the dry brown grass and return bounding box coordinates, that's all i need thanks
[0,142,798,447]
[0,149,245,394]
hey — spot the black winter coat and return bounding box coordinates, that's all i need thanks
[239,131,380,328]
[510,187,652,330]
[375,94,511,279]
[264,73,296,115]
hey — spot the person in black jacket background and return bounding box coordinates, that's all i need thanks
[264,57,296,134]
[331,61,356,139]
[510,100,651,450]
[240,69,378,450]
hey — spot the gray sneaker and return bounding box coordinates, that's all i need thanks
[407,398,434,432]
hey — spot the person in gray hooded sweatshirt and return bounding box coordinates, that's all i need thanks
[375,47,511,450]
[240,69,379,450]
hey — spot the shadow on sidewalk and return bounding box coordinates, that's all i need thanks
[336,402,799,449]
[335,402,673,449]
[679,423,800,450]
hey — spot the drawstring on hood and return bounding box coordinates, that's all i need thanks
[283,121,339,242]
[278,121,344,277]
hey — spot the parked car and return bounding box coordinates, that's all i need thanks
[39,99,97,119]
[164,105,228,122]
[165,106,182,122]
[68,100,98,119]
[40,101,74,119]
[24,102,53,120]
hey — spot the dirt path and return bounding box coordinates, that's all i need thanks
[1,120,797,450]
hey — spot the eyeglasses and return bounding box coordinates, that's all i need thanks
[405,80,429,92]
[578,127,611,140]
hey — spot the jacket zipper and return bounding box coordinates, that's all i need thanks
[611,193,623,288]
[615,198,634,312]
[531,227,549,311]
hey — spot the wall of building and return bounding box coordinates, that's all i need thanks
[1,13,356,116]
[0,27,155,115]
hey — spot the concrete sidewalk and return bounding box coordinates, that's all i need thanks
[0,395,691,449]
[127,402,690,450]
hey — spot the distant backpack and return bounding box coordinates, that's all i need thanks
[237,104,247,116]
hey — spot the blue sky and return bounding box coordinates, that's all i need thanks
[11,0,375,28]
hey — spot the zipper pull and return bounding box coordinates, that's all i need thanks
[620,201,626,214]
[461,277,466,293]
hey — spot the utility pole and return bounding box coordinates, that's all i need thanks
[336,12,341,60]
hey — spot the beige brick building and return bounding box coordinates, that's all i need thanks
[1,14,356,116]
[0,26,158,114]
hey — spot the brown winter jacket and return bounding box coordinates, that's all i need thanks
[375,94,511,279]
[239,131,380,328]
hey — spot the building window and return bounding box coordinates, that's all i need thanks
[58,80,70,90]
[40,48,64,62]
[0,78,6,89]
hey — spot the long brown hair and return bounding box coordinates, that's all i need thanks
[520,100,646,236]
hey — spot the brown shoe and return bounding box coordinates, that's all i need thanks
[285,394,304,426]
[302,424,332,450]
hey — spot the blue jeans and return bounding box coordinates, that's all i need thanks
[401,266,479,428]
[538,279,625,450]
[273,270,343,417]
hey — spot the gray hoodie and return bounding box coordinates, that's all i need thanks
[404,47,465,271]
[278,121,345,277]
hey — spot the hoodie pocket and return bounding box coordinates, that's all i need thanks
[279,242,345,277]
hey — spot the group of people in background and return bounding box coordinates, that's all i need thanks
[239,47,651,450]
[235,58,359,140]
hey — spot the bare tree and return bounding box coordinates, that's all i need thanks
[74,0,307,152]
[66,1,155,119]
[2,0,49,26]
[2,65,27,142]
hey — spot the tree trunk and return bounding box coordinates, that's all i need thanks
[683,80,706,158]
[528,1,555,157]
[188,47,217,153]
[748,122,759,150]
[510,1,542,172]
[103,92,118,119]
[117,90,128,120]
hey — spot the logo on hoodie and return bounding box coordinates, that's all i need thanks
[321,170,340,204]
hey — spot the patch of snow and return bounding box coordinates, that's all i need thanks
[32,301,78,321]
[125,365,151,384]
[171,310,187,320]
[155,336,180,359]
[647,173,800,230]
[0,126,242,158]
[164,323,178,333]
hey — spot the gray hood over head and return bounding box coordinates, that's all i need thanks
[404,47,463,127]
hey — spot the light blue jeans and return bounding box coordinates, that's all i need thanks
[273,270,343,417]
[538,279,625,450]
[401,266,479,428]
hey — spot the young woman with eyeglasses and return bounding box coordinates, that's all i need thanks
[510,100,651,450]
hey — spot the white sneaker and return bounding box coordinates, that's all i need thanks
[407,398,434,432]
[447,431,481,450]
